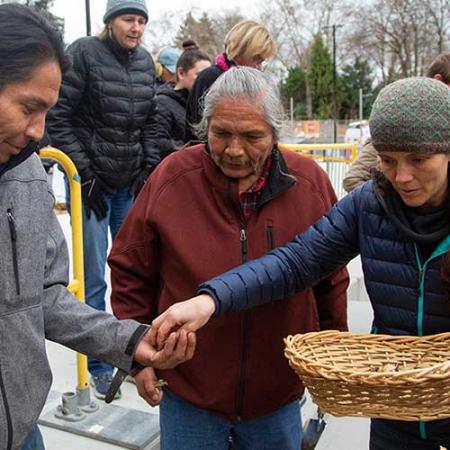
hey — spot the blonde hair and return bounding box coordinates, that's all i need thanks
[224,20,276,62]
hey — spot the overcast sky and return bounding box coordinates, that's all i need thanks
[52,0,257,45]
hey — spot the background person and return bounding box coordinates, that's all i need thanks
[151,77,450,450]
[181,39,199,51]
[108,67,348,450]
[184,20,277,143]
[0,5,194,450]
[153,48,211,160]
[155,46,183,88]
[47,0,163,400]
[342,52,450,193]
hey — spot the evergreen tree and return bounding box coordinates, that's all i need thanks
[307,34,334,119]
[174,12,220,56]
[280,66,308,119]
[339,57,374,119]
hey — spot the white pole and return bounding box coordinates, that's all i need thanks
[359,88,363,141]
[290,97,294,140]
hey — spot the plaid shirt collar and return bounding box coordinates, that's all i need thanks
[240,155,272,218]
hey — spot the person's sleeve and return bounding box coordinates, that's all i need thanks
[198,190,362,315]
[150,97,177,160]
[46,40,91,174]
[109,177,160,323]
[42,211,146,372]
[140,96,163,170]
[311,174,350,331]
[343,140,378,193]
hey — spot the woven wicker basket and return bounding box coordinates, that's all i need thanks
[284,330,450,421]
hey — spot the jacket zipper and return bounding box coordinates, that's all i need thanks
[0,361,13,450]
[236,227,249,420]
[266,223,274,250]
[126,67,135,145]
[6,209,20,295]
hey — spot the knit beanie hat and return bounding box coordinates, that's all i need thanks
[103,0,148,23]
[370,77,450,154]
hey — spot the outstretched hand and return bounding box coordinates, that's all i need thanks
[149,294,216,350]
[134,328,196,370]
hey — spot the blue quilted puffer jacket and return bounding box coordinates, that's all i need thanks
[199,181,450,337]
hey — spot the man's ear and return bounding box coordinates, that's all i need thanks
[433,74,444,83]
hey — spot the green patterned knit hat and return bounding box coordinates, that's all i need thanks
[370,77,450,154]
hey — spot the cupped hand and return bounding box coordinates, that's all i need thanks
[149,294,216,350]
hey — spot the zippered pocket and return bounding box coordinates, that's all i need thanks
[6,209,20,296]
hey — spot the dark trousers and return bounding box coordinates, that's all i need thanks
[370,418,450,450]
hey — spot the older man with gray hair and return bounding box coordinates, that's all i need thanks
[109,67,349,450]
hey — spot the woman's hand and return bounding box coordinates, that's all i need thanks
[149,294,216,350]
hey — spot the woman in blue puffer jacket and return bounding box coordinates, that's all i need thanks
[151,77,450,450]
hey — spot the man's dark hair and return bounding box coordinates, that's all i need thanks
[176,49,211,74]
[181,39,199,51]
[426,53,450,84]
[0,3,71,90]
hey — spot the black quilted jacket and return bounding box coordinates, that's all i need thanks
[47,36,161,189]
[154,83,189,159]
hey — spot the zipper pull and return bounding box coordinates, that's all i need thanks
[6,209,16,241]
[240,228,248,263]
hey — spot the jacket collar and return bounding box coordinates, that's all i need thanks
[105,35,135,65]
[201,144,296,207]
[0,141,38,180]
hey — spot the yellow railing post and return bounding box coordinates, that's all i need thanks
[279,143,358,163]
[39,147,88,391]
[279,143,359,199]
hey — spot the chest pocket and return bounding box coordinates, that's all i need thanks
[0,203,47,315]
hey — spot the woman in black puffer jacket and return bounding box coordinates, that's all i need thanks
[155,49,211,160]
[46,0,162,399]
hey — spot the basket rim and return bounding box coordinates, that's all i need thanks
[284,330,450,380]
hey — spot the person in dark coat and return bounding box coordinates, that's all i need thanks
[152,77,450,450]
[46,0,163,400]
[154,48,211,159]
[185,20,277,144]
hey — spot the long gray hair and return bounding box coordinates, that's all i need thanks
[195,67,284,141]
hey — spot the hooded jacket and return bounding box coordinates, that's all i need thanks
[154,83,189,159]
[0,147,146,450]
[47,36,162,190]
[109,144,348,421]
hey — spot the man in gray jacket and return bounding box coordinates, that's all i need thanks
[0,5,195,450]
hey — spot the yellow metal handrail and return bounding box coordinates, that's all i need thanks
[39,147,88,390]
[279,143,358,164]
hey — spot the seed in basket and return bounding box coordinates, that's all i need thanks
[381,363,398,372]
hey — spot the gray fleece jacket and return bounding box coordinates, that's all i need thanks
[0,149,145,450]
